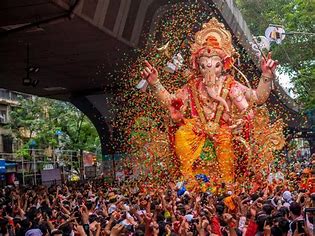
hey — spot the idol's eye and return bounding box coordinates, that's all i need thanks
[200,64,205,70]
[215,62,221,68]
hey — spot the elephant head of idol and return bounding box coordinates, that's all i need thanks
[190,18,236,110]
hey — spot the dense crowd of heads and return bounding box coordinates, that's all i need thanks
[0,156,314,236]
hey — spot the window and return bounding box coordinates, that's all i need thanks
[0,110,7,124]
[2,135,13,153]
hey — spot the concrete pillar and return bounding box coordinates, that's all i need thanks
[71,96,114,178]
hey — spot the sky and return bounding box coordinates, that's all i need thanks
[277,69,297,99]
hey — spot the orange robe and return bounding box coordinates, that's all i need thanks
[173,77,236,185]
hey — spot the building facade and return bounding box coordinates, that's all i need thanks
[0,89,21,154]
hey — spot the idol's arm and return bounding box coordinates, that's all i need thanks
[140,60,187,122]
[255,73,274,105]
[231,75,274,110]
[255,52,278,105]
[150,80,173,107]
[152,82,187,124]
[141,60,173,107]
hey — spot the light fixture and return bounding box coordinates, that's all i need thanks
[23,44,40,87]
[28,66,40,73]
[43,87,67,91]
[22,76,32,86]
[31,79,39,87]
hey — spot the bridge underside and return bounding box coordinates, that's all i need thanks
[0,0,312,157]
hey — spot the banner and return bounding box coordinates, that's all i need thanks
[41,168,61,186]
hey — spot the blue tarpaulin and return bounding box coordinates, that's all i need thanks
[5,162,17,167]
[0,159,5,174]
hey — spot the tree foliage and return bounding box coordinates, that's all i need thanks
[8,96,100,154]
[236,0,315,110]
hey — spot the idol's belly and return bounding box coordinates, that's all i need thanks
[203,107,231,124]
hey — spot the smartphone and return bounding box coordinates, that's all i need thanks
[295,220,305,234]
[125,224,134,232]
[42,212,48,221]
[77,199,82,206]
[73,205,79,212]
[191,218,199,224]
[266,217,273,226]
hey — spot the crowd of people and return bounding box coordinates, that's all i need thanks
[0,155,314,236]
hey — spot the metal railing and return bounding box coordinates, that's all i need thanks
[0,149,82,185]
[0,152,17,161]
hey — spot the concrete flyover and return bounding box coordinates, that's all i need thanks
[0,0,312,158]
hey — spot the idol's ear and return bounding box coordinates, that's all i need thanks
[223,56,234,70]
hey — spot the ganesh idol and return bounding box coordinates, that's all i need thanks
[140,18,283,186]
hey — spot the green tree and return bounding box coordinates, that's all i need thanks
[236,0,315,110]
[8,96,101,156]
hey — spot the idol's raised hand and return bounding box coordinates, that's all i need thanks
[260,52,278,78]
[140,60,159,85]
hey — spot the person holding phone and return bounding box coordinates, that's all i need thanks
[289,202,308,236]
